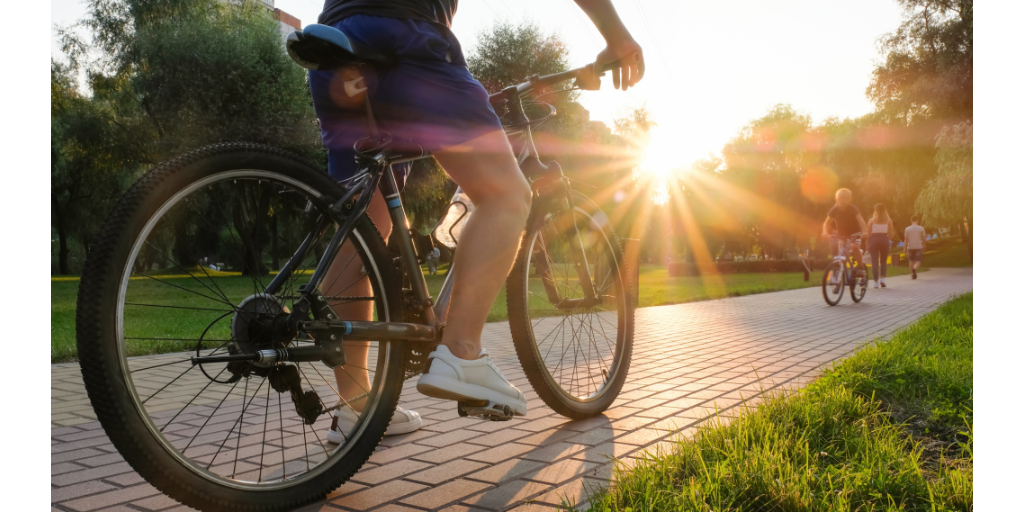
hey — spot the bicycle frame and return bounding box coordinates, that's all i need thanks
[255,75,597,349]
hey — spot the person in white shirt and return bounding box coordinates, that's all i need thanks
[904,215,927,279]
[866,203,896,288]
[427,246,441,275]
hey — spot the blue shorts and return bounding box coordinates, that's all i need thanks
[908,249,923,262]
[309,15,504,182]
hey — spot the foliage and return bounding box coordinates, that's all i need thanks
[51,60,148,274]
[819,293,973,436]
[586,293,973,512]
[51,0,322,274]
[467,20,570,92]
[916,121,972,226]
[867,0,973,124]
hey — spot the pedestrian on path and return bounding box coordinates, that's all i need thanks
[867,203,896,288]
[427,246,440,275]
[904,215,927,279]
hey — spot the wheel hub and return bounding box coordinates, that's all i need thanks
[230,294,292,367]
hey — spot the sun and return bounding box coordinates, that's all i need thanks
[636,128,682,181]
[634,129,684,205]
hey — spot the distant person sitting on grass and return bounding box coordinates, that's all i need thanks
[904,215,927,279]
[822,188,867,276]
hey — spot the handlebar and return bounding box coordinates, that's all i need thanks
[490,53,642,100]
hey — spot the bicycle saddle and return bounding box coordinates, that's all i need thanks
[287,24,395,71]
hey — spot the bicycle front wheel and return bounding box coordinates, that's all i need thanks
[506,191,634,419]
[75,143,406,511]
[850,265,868,303]
[822,260,845,306]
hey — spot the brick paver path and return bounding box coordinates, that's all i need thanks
[52,268,973,512]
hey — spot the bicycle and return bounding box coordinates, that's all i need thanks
[76,24,635,511]
[821,233,868,306]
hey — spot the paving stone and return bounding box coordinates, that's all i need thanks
[51,462,134,487]
[330,480,427,511]
[132,493,180,511]
[399,479,492,510]
[464,443,536,464]
[60,484,160,512]
[50,481,119,503]
[531,477,603,508]
[463,458,546,485]
[522,458,597,485]
[350,459,432,486]
[571,442,639,464]
[367,443,434,465]
[614,428,670,447]
[460,479,553,511]
[563,428,616,446]
[410,442,487,464]
[406,459,489,485]
[520,442,587,463]
[52,462,87,476]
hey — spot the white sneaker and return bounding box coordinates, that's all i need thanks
[326,405,421,443]
[873,281,880,289]
[416,345,528,416]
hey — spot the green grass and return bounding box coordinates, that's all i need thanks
[49,240,971,363]
[583,293,973,512]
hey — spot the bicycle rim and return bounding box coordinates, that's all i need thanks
[517,199,630,407]
[110,170,395,491]
[822,261,845,306]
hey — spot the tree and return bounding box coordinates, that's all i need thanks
[720,104,818,258]
[54,0,322,275]
[867,0,972,124]
[916,121,972,259]
[467,20,571,93]
[51,61,146,274]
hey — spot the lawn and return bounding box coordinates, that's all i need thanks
[50,239,969,363]
[584,292,973,511]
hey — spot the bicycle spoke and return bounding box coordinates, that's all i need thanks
[181,375,243,453]
[133,272,236,308]
[204,375,264,474]
[142,233,235,309]
[154,363,229,430]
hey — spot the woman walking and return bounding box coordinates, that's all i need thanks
[867,203,896,288]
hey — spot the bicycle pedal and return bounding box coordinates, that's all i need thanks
[457,400,514,421]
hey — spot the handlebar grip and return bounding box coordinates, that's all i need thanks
[599,52,641,73]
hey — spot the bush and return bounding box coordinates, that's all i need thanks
[668,259,830,276]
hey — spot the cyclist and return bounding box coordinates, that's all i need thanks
[311,0,645,437]
[822,188,867,278]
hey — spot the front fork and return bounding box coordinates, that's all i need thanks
[531,177,600,309]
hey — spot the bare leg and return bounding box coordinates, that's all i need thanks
[322,192,392,410]
[432,130,532,360]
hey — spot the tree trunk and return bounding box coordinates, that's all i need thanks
[232,184,273,276]
[57,220,71,275]
[966,217,973,264]
[271,213,280,270]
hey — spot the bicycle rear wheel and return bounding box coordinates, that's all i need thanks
[822,260,845,306]
[75,143,406,511]
[506,191,634,419]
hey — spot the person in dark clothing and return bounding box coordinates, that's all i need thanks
[822,188,867,272]
[312,0,646,437]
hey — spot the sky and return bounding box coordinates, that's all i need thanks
[51,0,904,166]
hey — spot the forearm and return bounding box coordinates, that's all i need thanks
[573,0,635,44]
